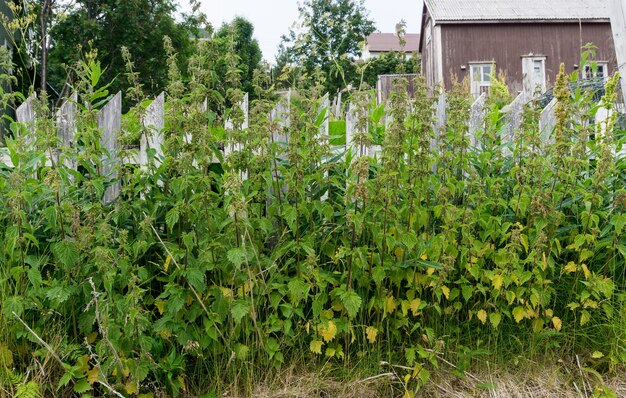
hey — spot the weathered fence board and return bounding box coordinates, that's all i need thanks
[469,93,486,148]
[433,93,446,151]
[539,98,557,143]
[98,92,122,204]
[502,92,528,155]
[140,92,165,168]
[16,94,36,147]
[318,93,330,201]
[56,93,77,168]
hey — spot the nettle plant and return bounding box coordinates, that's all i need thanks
[0,29,625,398]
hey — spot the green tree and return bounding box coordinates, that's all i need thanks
[277,0,376,94]
[360,51,421,88]
[48,0,200,102]
[214,17,263,96]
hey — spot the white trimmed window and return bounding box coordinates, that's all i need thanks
[470,63,494,97]
[582,62,608,83]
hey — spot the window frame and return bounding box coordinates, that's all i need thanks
[582,61,609,83]
[469,62,495,97]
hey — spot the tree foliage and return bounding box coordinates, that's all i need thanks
[277,0,376,94]
[214,17,263,96]
[48,0,199,101]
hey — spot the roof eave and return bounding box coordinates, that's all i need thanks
[435,18,611,24]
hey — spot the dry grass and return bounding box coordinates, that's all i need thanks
[224,359,626,398]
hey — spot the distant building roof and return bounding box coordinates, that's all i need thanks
[366,33,420,53]
[424,0,611,23]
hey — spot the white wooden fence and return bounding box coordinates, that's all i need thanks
[0,86,622,203]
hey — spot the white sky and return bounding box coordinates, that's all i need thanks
[176,0,423,63]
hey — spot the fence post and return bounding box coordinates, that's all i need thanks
[539,98,557,143]
[16,94,36,147]
[502,92,528,155]
[345,102,357,157]
[140,92,165,168]
[98,92,122,204]
[433,92,446,151]
[56,93,77,169]
[469,93,486,148]
[318,93,330,201]
[269,90,291,203]
[224,93,250,179]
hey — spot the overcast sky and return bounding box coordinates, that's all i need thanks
[176,0,423,62]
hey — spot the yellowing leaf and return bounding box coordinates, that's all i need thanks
[325,347,336,358]
[581,264,591,280]
[564,262,578,274]
[513,306,526,323]
[219,287,233,298]
[441,286,451,300]
[384,296,397,315]
[155,300,166,315]
[545,309,554,318]
[477,310,487,324]
[310,340,323,354]
[87,367,100,385]
[580,310,591,326]
[552,316,562,332]
[366,326,378,344]
[177,375,186,392]
[164,254,172,272]
[394,247,405,260]
[506,290,516,305]
[410,299,421,316]
[125,381,138,395]
[592,351,604,359]
[320,320,337,343]
[86,332,98,344]
[584,299,598,309]
[426,267,435,275]
[492,274,504,291]
[420,254,428,261]
[520,234,529,253]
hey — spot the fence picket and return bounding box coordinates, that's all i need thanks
[140,92,165,168]
[539,98,557,143]
[98,92,122,204]
[469,93,486,148]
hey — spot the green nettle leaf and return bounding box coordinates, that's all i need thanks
[27,267,42,289]
[185,267,206,292]
[73,379,91,393]
[166,207,180,231]
[340,290,362,319]
[401,232,418,251]
[288,278,311,305]
[490,312,502,329]
[3,296,24,318]
[46,286,72,306]
[57,372,72,389]
[51,241,79,267]
[372,266,386,285]
[231,300,250,323]
[227,248,246,267]
[462,285,473,302]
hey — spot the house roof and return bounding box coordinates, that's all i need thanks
[424,0,611,23]
[366,33,420,52]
